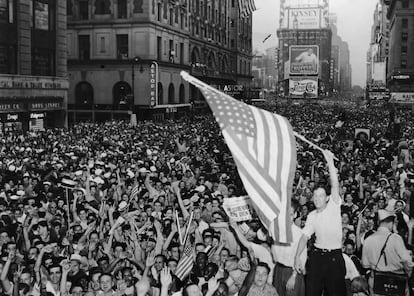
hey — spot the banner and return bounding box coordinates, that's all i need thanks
[288,7,322,29]
[390,93,414,103]
[289,77,318,98]
[290,45,319,75]
[223,196,252,222]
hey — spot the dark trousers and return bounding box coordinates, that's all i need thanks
[306,249,346,296]
[273,263,305,296]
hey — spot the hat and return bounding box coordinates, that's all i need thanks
[150,166,157,172]
[170,158,175,163]
[397,163,404,169]
[44,181,51,186]
[195,185,206,193]
[139,167,149,173]
[378,209,395,222]
[16,190,25,196]
[94,169,103,176]
[190,194,200,203]
[126,170,135,178]
[93,177,105,185]
[182,199,191,207]
[10,195,19,200]
[75,170,83,176]
[8,165,16,172]
[118,201,128,211]
[103,172,111,179]
[70,254,87,265]
[96,161,105,166]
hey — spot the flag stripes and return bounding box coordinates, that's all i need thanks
[181,71,297,244]
[175,242,194,280]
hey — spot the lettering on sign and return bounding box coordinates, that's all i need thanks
[149,62,158,107]
[29,102,62,110]
[30,113,45,119]
[7,114,18,121]
[0,103,22,110]
[0,77,67,89]
[289,78,318,98]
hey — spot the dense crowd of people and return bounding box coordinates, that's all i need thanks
[0,101,413,296]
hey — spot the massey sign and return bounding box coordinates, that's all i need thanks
[288,7,322,29]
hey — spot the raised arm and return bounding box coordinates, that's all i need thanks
[322,150,341,204]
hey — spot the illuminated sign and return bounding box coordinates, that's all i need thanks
[0,77,68,89]
[288,7,322,29]
[150,62,159,107]
[290,45,319,75]
[289,77,318,98]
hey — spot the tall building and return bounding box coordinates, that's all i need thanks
[330,13,352,94]
[0,0,68,132]
[67,0,253,122]
[276,0,332,98]
[386,0,414,103]
[366,0,388,99]
[252,47,278,90]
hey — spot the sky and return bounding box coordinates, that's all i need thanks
[252,0,378,87]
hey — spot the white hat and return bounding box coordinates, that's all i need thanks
[96,161,105,166]
[127,170,135,178]
[118,201,128,211]
[378,209,395,222]
[43,181,51,186]
[70,254,87,265]
[94,177,105,185]
[195,185,206,193]
[182,199,191,207]
[23,172,30,177]
[75,170,83,176]
[139,167,149,173]
[8,165,16,172]
[170,158,175,163]
[16,190,25,196]
[397,163,404,169]
[10,195,19,200]
[94,169,103,176]
[103,172,111,179]
[147,149,152,156]
[150,166,157,172]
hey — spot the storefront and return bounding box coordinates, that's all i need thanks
[0,75,68,132]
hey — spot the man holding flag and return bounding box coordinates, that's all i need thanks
[294,149,346,296]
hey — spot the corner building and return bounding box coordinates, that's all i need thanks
[67,0,253,122]
[0,0,68,132]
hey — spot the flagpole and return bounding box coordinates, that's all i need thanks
[293,132,339,161]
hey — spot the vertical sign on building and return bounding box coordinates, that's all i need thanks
[150,61,159,107]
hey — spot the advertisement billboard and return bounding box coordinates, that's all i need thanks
[289,77,318,98]
[288,7,322,29]
[390,93,414,103]
[290,45,319,75]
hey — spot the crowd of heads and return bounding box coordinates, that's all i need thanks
[0,101,413,296]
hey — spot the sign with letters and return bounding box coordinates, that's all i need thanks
[0,77,68,89]
[288,7,322,29]
[290,45,319,75]
[150,62,159,107]
[223,196,252,222]
[289,77,318,98]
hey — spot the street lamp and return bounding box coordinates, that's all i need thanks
[131,57,143,111]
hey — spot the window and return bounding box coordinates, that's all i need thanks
[175,7,178,23]
[168,83,175,104]
[180,13,184,29]
[157,82,163,105]
[169,40,174,63]
[0,45,17,74]
[75,82,94,107]
[157,36,162,60]
[118,0,127,18]
[34,1,49,30]
[179,84,185,104]
[402,18,408,29]
[133,0,143,13]
[402,32,408,41]
[116,34,128,59]
[169,8,173,25]
[113,82,132,106]
[78,35,90,60]
[231,39,234,48]
[79,0,88,20]
[401,45,408,54]
[401,59,407,68]
[0,0,15,23]
[402,0,409,8]
[95,0,110,14]
[231,0,235,7]
[32,48,55,76]
[163,2,167,19]
[180,42,184,64]
[67,0,73,16]
[157,3,161,21]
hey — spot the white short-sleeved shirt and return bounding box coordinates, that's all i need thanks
[272,224,307,269]
[302,196,342,250]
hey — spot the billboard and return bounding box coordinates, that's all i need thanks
[288,7,322,29]
[289,77,318,98]
[390,93,414,103]
[290,45,319,75]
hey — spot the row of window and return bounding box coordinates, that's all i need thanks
[400,18,409,69]
[71,0,143,20]
[74,81,186,107]
[0,45,55,75]
[0,0,14,24]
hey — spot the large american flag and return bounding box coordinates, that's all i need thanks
[175,241,194,280]
[238,0,256,18]
[181,72,297,244]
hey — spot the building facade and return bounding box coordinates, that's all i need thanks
[330,14,352,95]
[386,0,414,104]
[276,0,332,99]
[0,0,68,132]
[67,0,253,122]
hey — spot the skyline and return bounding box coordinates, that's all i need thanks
[252,0,378,87]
